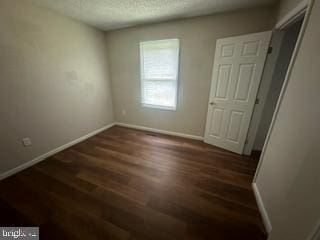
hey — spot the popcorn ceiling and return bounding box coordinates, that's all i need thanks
[29,0,277,31]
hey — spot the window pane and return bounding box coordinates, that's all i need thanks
[140,39,179,109]
[143,80,176,108]
[143,48,178,79]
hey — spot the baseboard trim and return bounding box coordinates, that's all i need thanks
[115,122,204,141]
[252,182,272,234]
[0,122,115,181]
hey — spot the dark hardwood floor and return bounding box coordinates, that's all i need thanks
[0,126,266,239]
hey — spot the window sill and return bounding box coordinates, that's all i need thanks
[142,103,176,111]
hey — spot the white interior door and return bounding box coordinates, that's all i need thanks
[204,31,272,154]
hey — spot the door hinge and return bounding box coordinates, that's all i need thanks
[268,46,273,54]
[255,98,260,104]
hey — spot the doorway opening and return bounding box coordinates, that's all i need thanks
[203,4,307,157]
[246,14,305,158]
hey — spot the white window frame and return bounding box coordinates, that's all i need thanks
[139,39,180,111]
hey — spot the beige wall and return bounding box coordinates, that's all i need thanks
[106,7,274,137]
[255,0,320,239]
[0,0,114,175]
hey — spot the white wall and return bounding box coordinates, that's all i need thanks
[106,7,274,137]
[254,0,320,239]
[0,0,114,175]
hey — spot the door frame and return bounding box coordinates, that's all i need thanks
[244,0,310,156]
[252,0,312,184]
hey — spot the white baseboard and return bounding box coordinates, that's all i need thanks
[252,182,272,234]
[0,122,115,181]
[115,122,204,141]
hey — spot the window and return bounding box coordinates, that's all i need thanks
[140,39,180,110]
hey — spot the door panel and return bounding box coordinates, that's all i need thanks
[204,31,272,154]
[221,44,235,57]
[234,63,255,101]
[209,107,225,138]
[226,111,244,143]
[216,64,232,99]
[241,40,261,56]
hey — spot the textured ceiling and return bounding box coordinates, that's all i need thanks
[28,0,277,31]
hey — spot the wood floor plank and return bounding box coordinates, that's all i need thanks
[0,126,266,239]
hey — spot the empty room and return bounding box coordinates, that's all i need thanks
[0,0,319,239]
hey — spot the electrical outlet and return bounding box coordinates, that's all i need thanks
[22,137,32,147]
[122,110,126,116]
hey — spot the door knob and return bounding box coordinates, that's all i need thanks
[210,101,216,106]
